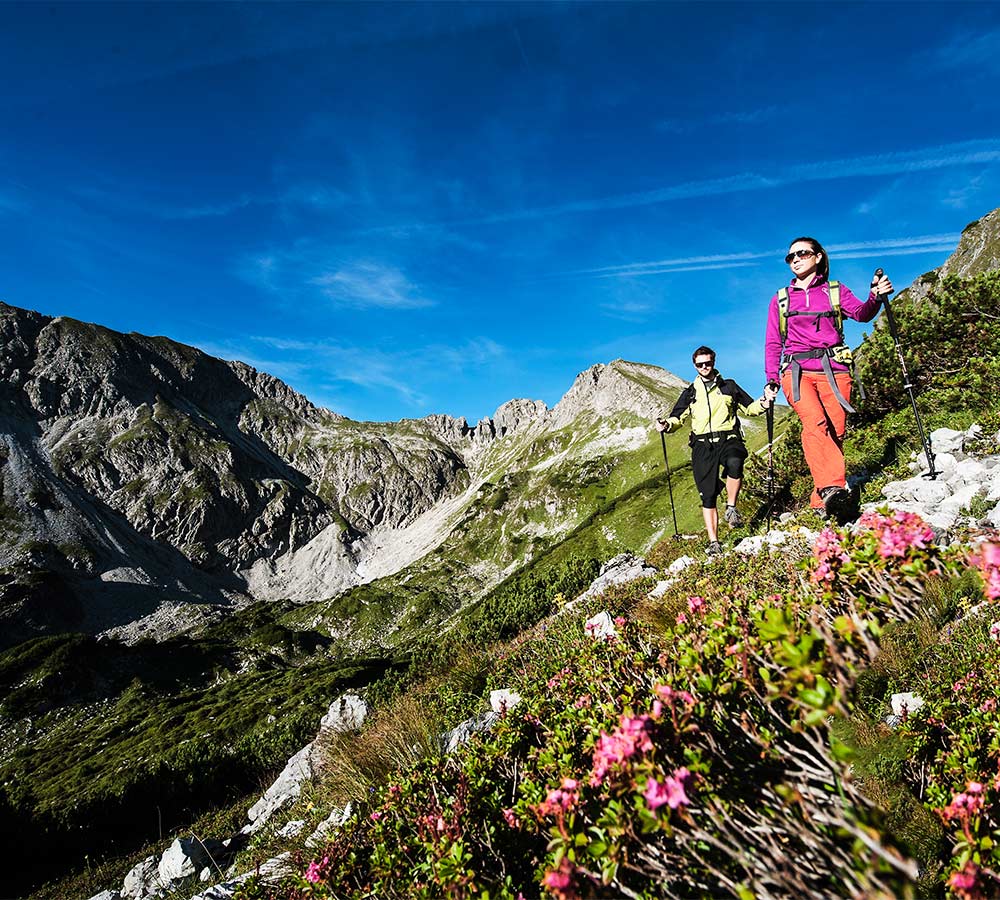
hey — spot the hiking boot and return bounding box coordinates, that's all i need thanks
[724,505,744,528]
[819,486,855,524]
[706,540,723,557]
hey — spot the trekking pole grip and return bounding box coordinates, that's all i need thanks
[871,267,894,297]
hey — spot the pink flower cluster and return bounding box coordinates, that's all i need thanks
[655,683,696,709]
[975,542,1000,601]
[687,595,707,614]
[304,855,329,884]
[858,509,935,560]
[542,857,578,899]
[942,781,985,822]
[643,768,691,812]
[812,527,848,585]
[547,666,573,689]
[949,861,985,900]
[536,778,580,817]
[590,714,654,787]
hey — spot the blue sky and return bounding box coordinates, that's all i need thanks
[2,2,999,424]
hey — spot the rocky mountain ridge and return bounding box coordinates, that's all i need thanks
[0,303,685,646]
[898,205,1000,304]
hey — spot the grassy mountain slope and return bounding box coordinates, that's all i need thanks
[223,265,1000,900]
[17,206,1000,898]
[4,355,795,896]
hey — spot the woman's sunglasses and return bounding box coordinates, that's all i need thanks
[784,249,816,264]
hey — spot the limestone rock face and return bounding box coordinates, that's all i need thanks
[550,360,686,428]
[896,206,1000,305]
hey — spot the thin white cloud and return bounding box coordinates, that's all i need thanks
[443,139,1000,227]
[310,262,434,309]
[237,244,436,312]
[434,338,506,368]
[563,233,962,280]
[600,300,654,322]
[71,182,263,220]
[827,244,958,261]
[596,261,761,279]
[656,105,786,134]
[927,27,1000,74]
[942,175,986,210]
[226,333,508,410]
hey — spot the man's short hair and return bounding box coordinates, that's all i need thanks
[692,345,716,363]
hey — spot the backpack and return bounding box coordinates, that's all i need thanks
[777,281,842,342]
[776,280,862,412]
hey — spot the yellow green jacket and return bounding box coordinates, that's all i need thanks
[661,372,767,437]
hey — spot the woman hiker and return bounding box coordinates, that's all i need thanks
[764,236,892,521]
[656,346,778,556]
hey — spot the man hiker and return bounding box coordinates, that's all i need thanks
[655,346,778,556]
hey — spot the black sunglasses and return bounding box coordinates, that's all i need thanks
[784,249,816,264]
[694,359,714,369]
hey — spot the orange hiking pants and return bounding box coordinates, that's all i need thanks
[781,370,852,509]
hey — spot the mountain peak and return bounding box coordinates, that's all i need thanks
[550,359,686,426]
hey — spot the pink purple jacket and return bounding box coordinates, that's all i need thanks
[764,274,882,384]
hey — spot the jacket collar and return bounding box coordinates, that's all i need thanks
[788,273,827,290]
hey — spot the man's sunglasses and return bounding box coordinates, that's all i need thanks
[694,360,714,369]
[784,249,816,264]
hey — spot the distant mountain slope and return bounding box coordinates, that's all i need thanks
[0,302,690,647]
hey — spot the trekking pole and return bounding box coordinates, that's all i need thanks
[659,428,681,539]
[765,397,776,531]
[873,268,937,480]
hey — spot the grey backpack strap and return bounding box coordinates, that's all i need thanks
[790,358,803,403]
[820,353,856,413]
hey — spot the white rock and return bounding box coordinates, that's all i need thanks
[734,530,789,556]
[946,458,989,489]
[890,692,925,717]
[276,819,307,838]
[585,610,617,640]
[158,836,219,885]
[988,502,1000,528]
[647,579,672,599]
[940,484,985,518]
[734,536,767,555]
[87,892,122,900]
[319,694,368,734]
[571,553,657,604]
[442,710,499,753]
[912,450,956,476]
[667,554,697,574]
[247,742,315,828]
[882,477,951,506]
[122,856,160,899]
[200,867,213,882]
[931,428,966,455]
[187,853,293,900]
[306,803,353,848]
[489,689,522,713]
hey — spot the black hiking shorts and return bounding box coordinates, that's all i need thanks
[692,437,748,508]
